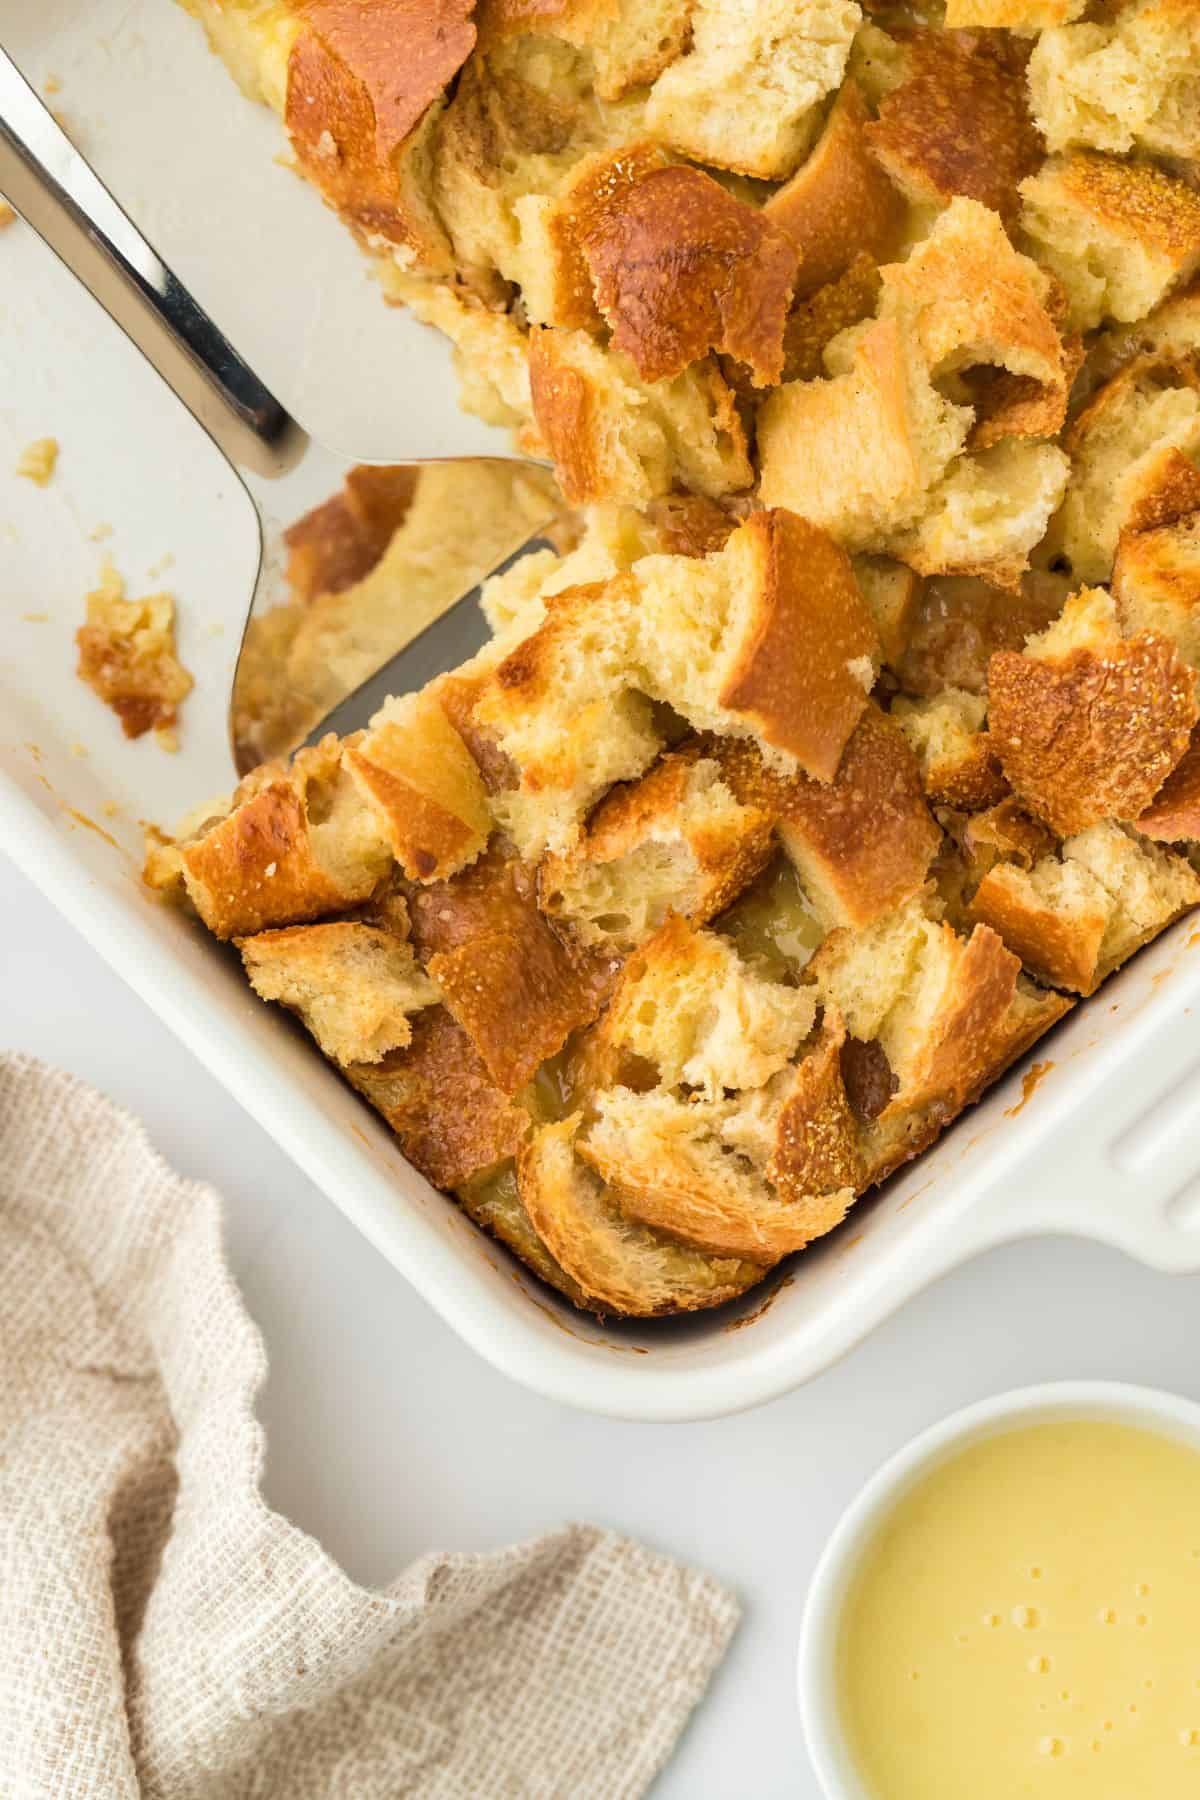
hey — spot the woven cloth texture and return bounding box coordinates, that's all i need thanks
[0,1055,739,1799]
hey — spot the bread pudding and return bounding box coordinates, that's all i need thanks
[152,0,1200,1316]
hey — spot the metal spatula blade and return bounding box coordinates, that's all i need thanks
[0,45,564,777]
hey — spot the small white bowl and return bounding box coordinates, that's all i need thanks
[798,1380,1200,1800]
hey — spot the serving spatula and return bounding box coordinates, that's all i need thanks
[0,44,566,775]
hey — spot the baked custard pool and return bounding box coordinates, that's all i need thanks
[837,1419,1200,1798]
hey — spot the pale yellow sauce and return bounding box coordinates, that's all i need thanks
[838,1419,1200,1799]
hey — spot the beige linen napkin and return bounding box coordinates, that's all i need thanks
[0,1055,738,1799]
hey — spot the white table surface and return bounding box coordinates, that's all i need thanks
[6,849,1200,1798]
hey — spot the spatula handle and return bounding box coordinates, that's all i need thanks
[0,45,298,471]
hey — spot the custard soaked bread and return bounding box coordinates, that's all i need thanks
[156,0,1200,1314]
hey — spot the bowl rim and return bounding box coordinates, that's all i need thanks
[797,1379,1200,1800]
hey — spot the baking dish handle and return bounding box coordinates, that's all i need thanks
[0,45,299,474]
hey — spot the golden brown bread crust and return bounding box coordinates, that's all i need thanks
[765,79,904,301]
[285,7,469,265]
[718,510,880,781]
[409,844,616,1091]
[896,922,1021,1114]
[864,29,1042,224]
[768,1007,864,1202]
[298,0,476,154]
[708,707,940,930]
[238,919,437,1062]
[1119,449,1200,537]
[178,740,389,940]
[527,329,599,506]
[343,695,492,883]
[346,1005,529,1187]
[969,864,1108,993]
[518,1117,763,1315]
[780,253,883,385]
[283,465,418,605]
[538,743,775,942]
[581,164,799,387]
[1137,730,1200,841]
[1037,153,1200,278]
[540,142,670,333]
[987,623,1198,837]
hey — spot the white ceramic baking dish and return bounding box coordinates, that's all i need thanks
[6,0,1200,1422]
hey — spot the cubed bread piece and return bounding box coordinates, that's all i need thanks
[472,579,662,857]
[346,1006,528,1188]
[1138,729,1200,840]
[343,691,492,882]
[1019,154,1200,333]
[897,570,1069,697]
[945,0,1084,21]
[284,6,471,273]
[1050,360,1200,584]
[644,0,861,181]
[781,253,884,385]
[987,587,1198,835]
[758,316,972,550]
[857,973,1074,1186]
[581,1034,858,1265]
[163,737,392,940]
[1114,503,1200,673]
[514,142,669,331]
[806,888,935,1043]
[853,556,923,669]
[407,844,615,1093]
[528,327,752,506]
[538,747,774,951]
[876,197,1074,447]
[456,1160,591,1309]
[969,856,1114,992]
[708,707,940,930]
[632,509,881,780]
[580,164,798,386]
[1084,282,1200,396]
[517,1116,762,1314]
[475,0,693,101]
[896,439,1071,588]
[598,914,818,1096]
[1065,818,1200,966]
[239,920,438,1063]
[813,898,1022,1114]
[1028,0,1200,161]
[864,29,1042,224]
[765,79,904,298]
[892,689,1008,808]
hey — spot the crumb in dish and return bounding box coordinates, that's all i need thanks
[76,559,193,747]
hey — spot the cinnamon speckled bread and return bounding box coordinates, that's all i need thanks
[155,0,1200,1316]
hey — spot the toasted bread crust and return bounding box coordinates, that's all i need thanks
[988,606,1198,835]
[710,707,940,930]
[347,1005,529,1188]
[582,164,798,387]
[865,30,1042,223]
[719,510,880,780]
[768,1007,864,1201]
[1138,730,1200,841]
[518,1117,762,1315]
[969,863,1108,992]
[765,79,904,299]
[285,8,467,264]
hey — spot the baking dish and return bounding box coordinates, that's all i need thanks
[6,0,1200,1422]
